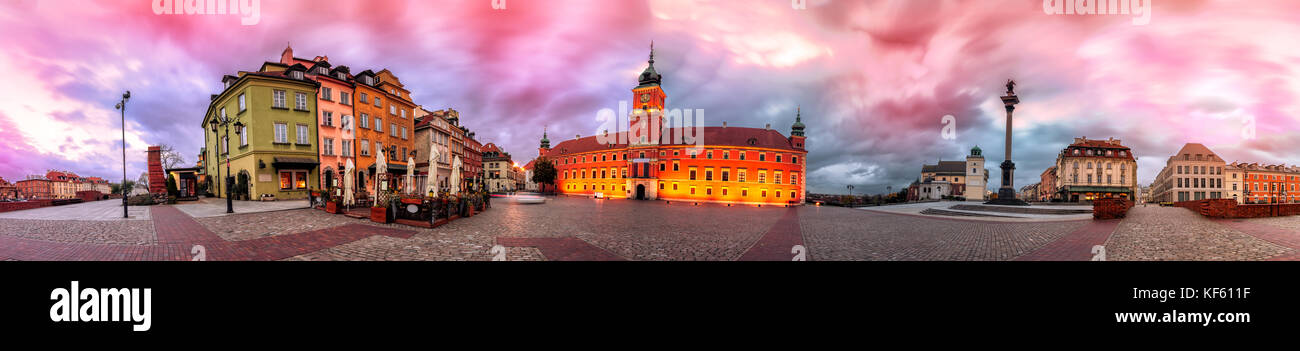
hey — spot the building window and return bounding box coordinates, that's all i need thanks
[739,152,746,161]
[673,162,680,172]
[738,169,747,182]
[758,172,766,184]
[323,138,334,155]
[660,183,665,190]
[280,172,292,190]
[374,97,382,107]
[221,136,228,154]
[706,169,713,181]
[323,111,333,126]
[776,154,782,163]
[722,170,730,182]
[238,93,246,112]
[274,123,288,143]
[690,187,696,195]
[390,123,397,137]
[673,183,678,190]
[341,92,350,105]
[360,113,370,128]
[342,140,352,157]
[239,128,247,146]
[659,164,665,172]
[297,124,309,144]
[707,151,713,159]
[360,93,369,104]
[375,118,383,133]
[272,90,286,108]
[742,189,748,197]
[759,154,766,162]
[296,92,307,110]
[401,127,408,140]
[689,169,697,180]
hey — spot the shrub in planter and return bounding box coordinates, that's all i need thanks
[126,194,155,206]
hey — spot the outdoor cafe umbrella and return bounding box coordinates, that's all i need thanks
[450,155,462,196]
[405,157,415,195]
[426,144,439,196]
[343,159,355,207]
[375,148,387,193]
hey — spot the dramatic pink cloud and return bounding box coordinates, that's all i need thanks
[1,0,1298,193]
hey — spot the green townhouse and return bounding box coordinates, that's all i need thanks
[202,63,322,201]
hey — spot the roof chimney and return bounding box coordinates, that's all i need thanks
[765,123,770,130]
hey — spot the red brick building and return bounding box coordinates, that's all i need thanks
[534,47,808,205]
[16,178,52,199]
[0,177,16,200]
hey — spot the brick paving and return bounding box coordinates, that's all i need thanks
[495,237,625,261]
[1014,219,1118,261]
[801,206,1086,260]
[737,208,806,261]
[8,196,1300,261]
[152,205,224,243]
[0,219,155,245]
[0,205,415,261]
[1213,217,1300,261]
[1104,206,1290,261]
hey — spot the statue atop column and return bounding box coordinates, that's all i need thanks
[987,78,1029,205]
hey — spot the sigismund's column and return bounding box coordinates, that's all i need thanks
[988,79,1029,206]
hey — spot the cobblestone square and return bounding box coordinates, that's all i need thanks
[2,197,1299,261]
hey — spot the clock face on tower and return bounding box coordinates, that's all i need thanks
[640,93,651,103]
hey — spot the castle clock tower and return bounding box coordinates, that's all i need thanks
[627,42,665,200]
[633,42,666,111]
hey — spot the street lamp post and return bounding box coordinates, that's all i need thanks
[115,91,130,219]
[209,116,243,214]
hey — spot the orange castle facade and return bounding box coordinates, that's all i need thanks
[534,46,808,205]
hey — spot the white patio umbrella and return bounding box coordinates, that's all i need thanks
[450,155,462,196]
[375,149,387,194]
[426,145,439,196]
[343,159,355,207]
[405,157,415,195]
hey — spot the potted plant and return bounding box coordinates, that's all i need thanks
[370,190,392,224]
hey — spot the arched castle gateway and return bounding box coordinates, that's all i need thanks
[534,45,809,205]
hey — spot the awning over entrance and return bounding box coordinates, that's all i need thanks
[367,162,408,174]
[1062,186,1133,194]
[272,156,319,169]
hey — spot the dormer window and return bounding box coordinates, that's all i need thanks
[290,71,304,80]
[317,67,328,75]
[363,76,374,85]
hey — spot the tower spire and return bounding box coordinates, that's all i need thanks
[790,105,806,137]
[649,41,655,64]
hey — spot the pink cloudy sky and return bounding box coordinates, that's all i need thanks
[1,0,1298,194]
